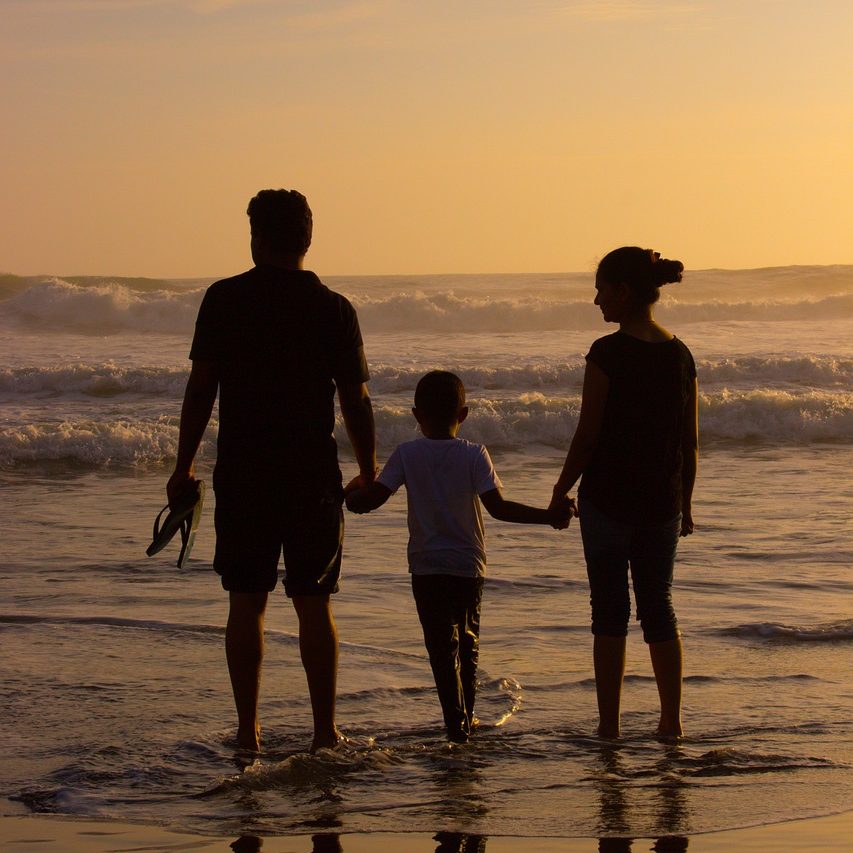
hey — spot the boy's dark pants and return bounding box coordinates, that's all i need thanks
[411,573,484,743]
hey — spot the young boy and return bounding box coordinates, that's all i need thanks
[345,370,574,743]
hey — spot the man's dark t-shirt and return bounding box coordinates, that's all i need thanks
[578,331,697,525]
[190,266,369,494]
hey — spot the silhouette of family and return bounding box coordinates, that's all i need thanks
[166,189,698,754]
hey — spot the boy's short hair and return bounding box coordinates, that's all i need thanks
[414,370,466,424]
[247,189,313,255]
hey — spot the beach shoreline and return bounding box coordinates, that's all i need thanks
[1,811,851,851]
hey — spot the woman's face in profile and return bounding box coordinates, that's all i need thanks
[594,278,627,323]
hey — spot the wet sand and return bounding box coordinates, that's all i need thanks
[1,811,850,851]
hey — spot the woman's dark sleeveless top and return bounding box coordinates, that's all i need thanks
[578,331,696,525]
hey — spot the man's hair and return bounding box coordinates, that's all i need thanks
[414,370,466,424]
[247,189,313,255]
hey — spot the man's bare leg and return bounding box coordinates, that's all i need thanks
[649,636,684,738]
[593,634,627,739]
[226,591,268,751]
[292,594,340,752]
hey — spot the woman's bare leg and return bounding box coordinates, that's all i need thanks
[650,636,684,737]
[593,634,627,738]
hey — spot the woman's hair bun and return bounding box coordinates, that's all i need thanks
[597,246,685,304]
[651,255,684,287]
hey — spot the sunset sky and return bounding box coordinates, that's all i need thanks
[2,0,851,277]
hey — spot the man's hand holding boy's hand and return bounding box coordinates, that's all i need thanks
[344,479,393,514]
[344,489,366,513]
[343,466,380,497]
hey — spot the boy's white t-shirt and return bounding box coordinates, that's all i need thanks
[377,437,502,578]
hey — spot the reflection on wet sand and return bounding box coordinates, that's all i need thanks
[229,832,487,852]
[434,832,488,853]
[594,743,689,853]
[228,828,691,852]
[231,833,343,852]
[226,742,697,852]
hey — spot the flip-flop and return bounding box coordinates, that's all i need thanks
[146,480,205,567]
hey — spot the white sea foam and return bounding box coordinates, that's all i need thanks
[2,355,851,399]
[0,416,198,467]
[720,620,853,641]
[0,364,190,397]
[2,389,850,467]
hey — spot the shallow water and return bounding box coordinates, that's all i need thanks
[1,268,851,838]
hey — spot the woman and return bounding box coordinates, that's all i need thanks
[551,247,698,739]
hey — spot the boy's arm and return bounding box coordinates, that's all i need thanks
[480,488,574,529]
[345,482,393,514]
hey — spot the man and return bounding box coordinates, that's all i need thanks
[166,189,377,753]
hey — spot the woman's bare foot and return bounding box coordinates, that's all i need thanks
[655,724,684,742]
[309,726,344,753]
[656,711,683,740]
[236,723,261,753]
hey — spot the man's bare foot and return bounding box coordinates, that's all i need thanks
[309,726,344,753]
[597,724,620,740]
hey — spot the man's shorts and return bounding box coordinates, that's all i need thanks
[213,486,343,597]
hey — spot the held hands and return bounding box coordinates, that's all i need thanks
[680,510,694,537]
[343,466,380,498]
[344,467,388,514]
[546,494,578,530]
[344,481,371,514]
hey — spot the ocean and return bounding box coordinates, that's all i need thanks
[1,266,851,842]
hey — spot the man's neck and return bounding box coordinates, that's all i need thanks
[252,250,306,270]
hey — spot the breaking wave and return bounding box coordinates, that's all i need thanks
[2,355,851,399]
[2,388,851,468]
[717,620,853,642]
[2,277,852,335]
[0,279,202,334]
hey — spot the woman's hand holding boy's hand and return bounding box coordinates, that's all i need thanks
[547,492,578,527]
[546,496,578,529]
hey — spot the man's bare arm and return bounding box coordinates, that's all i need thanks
[167,359,219,505]
[337,381,378,492]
